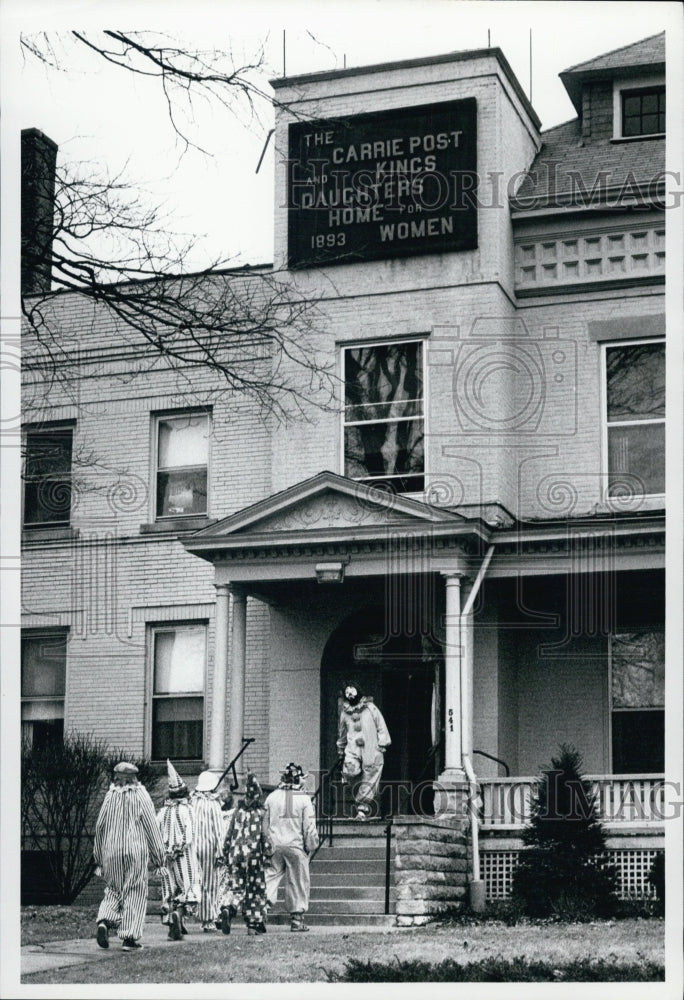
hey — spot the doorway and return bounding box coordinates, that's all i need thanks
[320,604,443,815]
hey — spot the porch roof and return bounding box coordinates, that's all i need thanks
[182,472,665,581]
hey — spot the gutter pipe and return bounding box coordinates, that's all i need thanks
[460,543,495,913]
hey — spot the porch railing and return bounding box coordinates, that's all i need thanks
[480,774,666,829]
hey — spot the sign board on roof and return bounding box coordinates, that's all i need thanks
[287,98,477,269]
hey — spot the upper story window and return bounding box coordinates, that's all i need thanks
[21,630,67,749]
[23,427,73,527]
[621,86,665,137]
[151,624,206,760]
[343,339,424,494]
[155,412,210,519]
[604,339,664,499]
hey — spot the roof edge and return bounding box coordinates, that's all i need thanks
[271,46,541,131]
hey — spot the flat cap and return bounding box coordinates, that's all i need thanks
[113,761,139,774]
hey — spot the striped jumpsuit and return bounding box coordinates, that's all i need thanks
[189,790,225,925]
[156,798,202,923]
[94,782,167,942]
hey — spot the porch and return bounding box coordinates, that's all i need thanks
[478,773,665,901]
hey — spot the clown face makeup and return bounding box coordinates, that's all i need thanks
[345,685,361,705]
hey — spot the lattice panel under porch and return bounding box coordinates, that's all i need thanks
[480,848,663,900]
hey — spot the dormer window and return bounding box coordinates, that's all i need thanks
[621,86,665,137]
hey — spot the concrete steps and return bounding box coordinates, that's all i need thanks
[147,820,396,925]
[269,820,395,925]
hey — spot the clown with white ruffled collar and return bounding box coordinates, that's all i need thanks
[336,682,391,820]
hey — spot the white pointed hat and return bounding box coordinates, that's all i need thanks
[167,759,186,792]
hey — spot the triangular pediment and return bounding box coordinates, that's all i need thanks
[190,471,465,541]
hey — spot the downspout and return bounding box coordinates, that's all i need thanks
[460,544,495,913]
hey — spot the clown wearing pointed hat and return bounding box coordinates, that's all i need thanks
[156,760,202,940]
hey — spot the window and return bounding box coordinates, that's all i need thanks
[610,631,664,773]
[621,87,665,137]
[21,631,67,749]
[151,625,206,760]
[343,340,424,493]
[604,340,664,498]
[155,412,210,519]
[23,428,73,526]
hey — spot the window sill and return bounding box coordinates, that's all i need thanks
[610,133,665,143]
[140,517,214,535]
[148,760,207,775]
[22,525,77,543]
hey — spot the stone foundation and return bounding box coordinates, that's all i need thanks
[392,816,469,926]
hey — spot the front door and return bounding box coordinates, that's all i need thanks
[320,605,443,815]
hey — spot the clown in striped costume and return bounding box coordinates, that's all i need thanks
[156,760,202,941]
[189,771,225,931]
[94,761,167,952]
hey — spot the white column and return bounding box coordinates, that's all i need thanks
[208,583,230,770]
[228,588,247,771]
[439,571,466,780]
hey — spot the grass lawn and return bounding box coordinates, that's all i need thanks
[22,906,95,947]
[21,907,664,985]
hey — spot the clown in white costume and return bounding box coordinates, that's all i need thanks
[337,683,391,820]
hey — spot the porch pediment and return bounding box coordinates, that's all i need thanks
[190,471,466,543]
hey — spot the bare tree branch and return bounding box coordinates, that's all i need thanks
[21,35,340,426]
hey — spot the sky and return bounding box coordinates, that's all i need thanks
[3,0,681,271]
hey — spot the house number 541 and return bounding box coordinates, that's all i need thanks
[448,708,454,732]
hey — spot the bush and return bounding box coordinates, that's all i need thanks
[21,730,151,904]
[327,957,664,982]
[647,852,665,915]
[510,744,619,920]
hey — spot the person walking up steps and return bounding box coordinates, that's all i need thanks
[93,761,167,952]
[264,762,319,932]
[218,773,272,936]
[189,770,225,931]
[337,682,391,820]
[156,760,202,941]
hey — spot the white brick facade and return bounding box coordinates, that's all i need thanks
[22,40,665,818]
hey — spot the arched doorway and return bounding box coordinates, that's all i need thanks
[320,604,444,815]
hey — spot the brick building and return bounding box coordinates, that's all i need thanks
[22,33,666,918]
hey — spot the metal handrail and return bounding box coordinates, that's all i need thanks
[384,817,394,915]
[473,748,510,777]
[310,757,344,859]
[214,738,255,792]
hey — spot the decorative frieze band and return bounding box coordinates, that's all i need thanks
[515,224,665,290]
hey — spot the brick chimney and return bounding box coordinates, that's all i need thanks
[21,128,57,296]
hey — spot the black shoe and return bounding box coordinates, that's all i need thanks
[290,915,310,932]
[220,907,232,935]
[122,938,143,951]
[255,922,267,934]
[96,922,109,949]
[170,911,183,941]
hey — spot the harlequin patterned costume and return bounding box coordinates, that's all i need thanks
[156,761,202,938]
[337,685,391,819]
[219,774,272,932]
